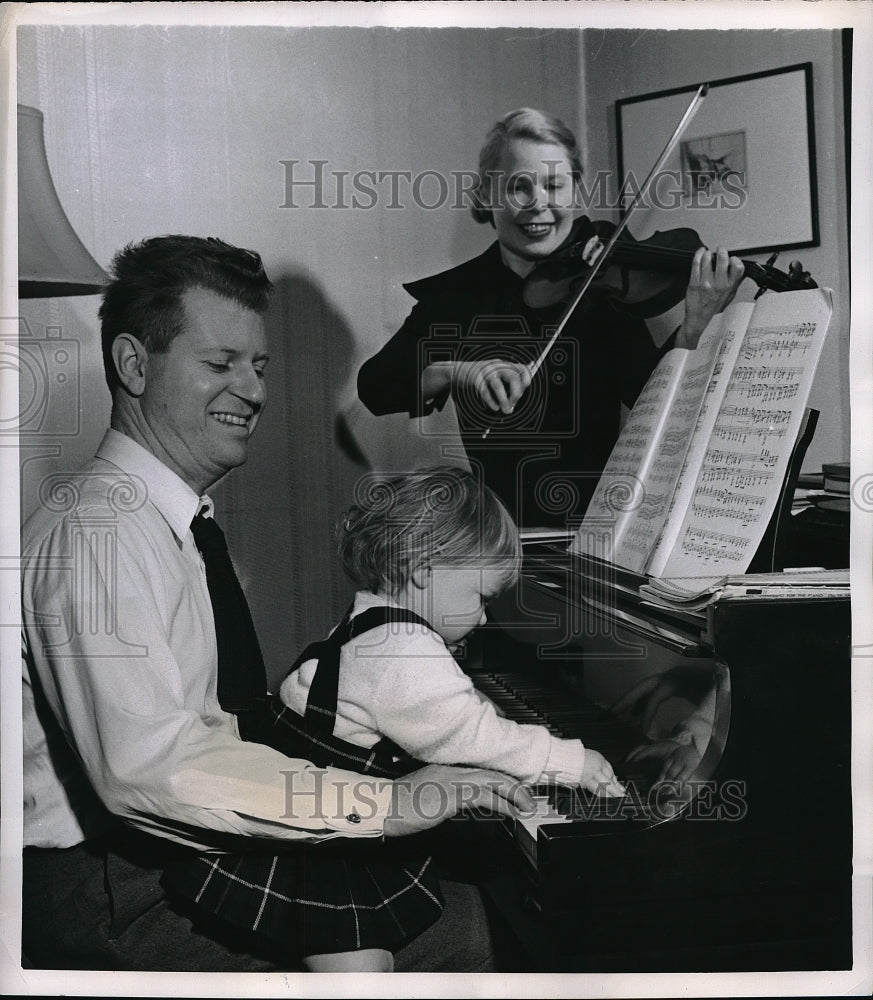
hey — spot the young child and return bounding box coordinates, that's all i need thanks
[281,464,627,800]
[166,465,624,972]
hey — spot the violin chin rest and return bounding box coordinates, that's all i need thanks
[522,256,588,310]
[522,273,575,311]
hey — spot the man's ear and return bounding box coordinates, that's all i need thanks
[111,334,149,396]
[409,562,432,591]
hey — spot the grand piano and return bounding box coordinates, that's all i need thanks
[466,541,852,973]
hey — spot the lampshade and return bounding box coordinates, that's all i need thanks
[18,104,109,298]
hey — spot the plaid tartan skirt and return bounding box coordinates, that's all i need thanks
[165,606,449,957]
[163,694,444,957]
[163,839,444,957]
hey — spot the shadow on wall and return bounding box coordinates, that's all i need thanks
[333,349,469,478]
[213,270,364,681]
[215,267,468,685]
[335,389,468,475]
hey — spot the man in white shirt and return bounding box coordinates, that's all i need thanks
[21,234,530,971]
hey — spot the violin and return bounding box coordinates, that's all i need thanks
[522,214,818,318]
[480,83,818,438]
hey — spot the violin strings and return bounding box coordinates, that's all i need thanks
[610,241,700,266]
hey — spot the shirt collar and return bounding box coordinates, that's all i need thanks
[95,429,208,542]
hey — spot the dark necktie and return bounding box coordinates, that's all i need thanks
[190,511,268,714]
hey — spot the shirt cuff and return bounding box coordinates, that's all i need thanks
[322,767,394,835]
[174,762,393,839]
[538,738,586,786]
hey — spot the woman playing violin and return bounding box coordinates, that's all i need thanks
[357,108,745,527]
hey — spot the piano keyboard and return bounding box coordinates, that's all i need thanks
[472,669,677,868]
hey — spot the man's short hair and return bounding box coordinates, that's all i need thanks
[99,235,273,392]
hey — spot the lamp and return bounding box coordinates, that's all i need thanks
[18,104,109,298]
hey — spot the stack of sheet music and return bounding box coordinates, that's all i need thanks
[639,568,850,612]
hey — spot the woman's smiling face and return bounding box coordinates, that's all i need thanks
[490,138,578,275]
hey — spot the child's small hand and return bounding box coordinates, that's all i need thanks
[581,748,626,797]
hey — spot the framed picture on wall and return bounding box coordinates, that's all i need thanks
[616,63,819,256]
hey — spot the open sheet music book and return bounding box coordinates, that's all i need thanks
[572,287,833,581]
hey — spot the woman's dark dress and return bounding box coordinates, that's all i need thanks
[358,242,670,528]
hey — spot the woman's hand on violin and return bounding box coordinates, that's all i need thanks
[452,359,532,415]
[676,246,745,349]
[581,235,605,267]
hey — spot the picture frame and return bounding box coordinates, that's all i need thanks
[616,63,819,256]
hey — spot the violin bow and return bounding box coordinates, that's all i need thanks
[482,83,709,440]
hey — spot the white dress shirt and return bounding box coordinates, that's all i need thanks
[22,429,391,850]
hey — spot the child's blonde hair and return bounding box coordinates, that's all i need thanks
[339,465,520,595]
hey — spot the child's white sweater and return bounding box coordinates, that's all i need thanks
[279,590,586,785]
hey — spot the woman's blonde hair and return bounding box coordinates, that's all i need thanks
[471,107,584,226]
[339,465,520,595]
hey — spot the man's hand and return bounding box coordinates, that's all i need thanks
[383,764,536,838]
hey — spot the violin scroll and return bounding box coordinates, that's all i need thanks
[748,253,817,299]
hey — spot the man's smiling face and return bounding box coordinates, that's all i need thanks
[139,286,269,494]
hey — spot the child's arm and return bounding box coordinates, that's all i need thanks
[468,679,622,793]
[371,632,624,795]
[471,687,505,717]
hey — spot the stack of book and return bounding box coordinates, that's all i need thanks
[794,461,850,516]
[822,461,850,497]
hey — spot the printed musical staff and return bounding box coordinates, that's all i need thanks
[699,467,775,489]
[690,501,765,526]
[695,485,767,508]
[704,447,779,469]
[659,430,689,457]
[637,493,672,522]
[740,321,818,359]
[720,406,792,426]
[710,424,788,446]
[678,527,752,563]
